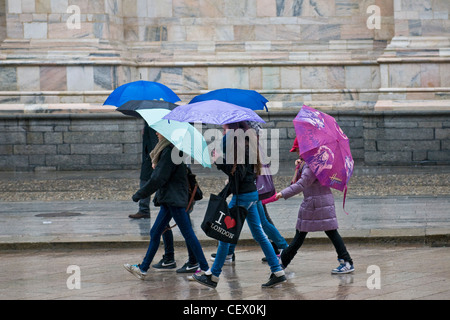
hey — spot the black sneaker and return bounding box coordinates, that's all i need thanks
[152,255,176,270]
[176,261,199,273]
[193,273,218,289]
[261,273,286,288]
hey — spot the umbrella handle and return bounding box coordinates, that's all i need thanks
[343,186,349,215]
[161,184,198,235]
[186,185,197,212]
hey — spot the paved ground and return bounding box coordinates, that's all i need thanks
[1,163,449,301]
[1,196,449,248]
[1,244,449,301]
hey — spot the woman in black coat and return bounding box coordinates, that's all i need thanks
[123,133,209,280]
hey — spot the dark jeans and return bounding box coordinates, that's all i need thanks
[281,229,353,268]
[161,213,197,264]
[140,205,208,272]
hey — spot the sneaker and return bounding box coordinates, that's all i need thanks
[188,269,204,281]
[152,256,176,270]
[193,272,218,289]
[262,252,281,263]
[210,253,235,264]
[177,261,200,273]
[261,272,286,288]
[128,212,150,219]
[331,259,355,274]
[123,263,147,280]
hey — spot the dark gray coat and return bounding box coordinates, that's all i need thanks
[140,124,158,181]
[133,145,188,208]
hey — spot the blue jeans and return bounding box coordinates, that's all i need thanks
[226,200,288,254]
[140,205,208,272]
[256,201,288,250]
[210,191,283,277]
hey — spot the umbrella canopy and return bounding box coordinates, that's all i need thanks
[189,88,269,111]
[116,100,178,118]
[162,100,265,125]
[103,80,180,107]
[137,109,211,168]
[293,105,354,192]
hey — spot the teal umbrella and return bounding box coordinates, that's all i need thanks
[136,109,211,168]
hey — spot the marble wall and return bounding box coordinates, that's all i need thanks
[0,0,449,170]
[4,0,123,40]
[0,0,394,107]
[0,0,447,110]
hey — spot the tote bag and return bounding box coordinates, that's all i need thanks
[201,179,248,244]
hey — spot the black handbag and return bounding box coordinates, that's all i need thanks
[201,174,248,244]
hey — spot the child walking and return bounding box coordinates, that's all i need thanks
[275,139,354,274]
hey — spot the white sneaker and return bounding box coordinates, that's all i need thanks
[331,259,355,274]
[210,253,235,264]
[123,263,147,280]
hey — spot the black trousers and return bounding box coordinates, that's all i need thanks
[281,229,353,268]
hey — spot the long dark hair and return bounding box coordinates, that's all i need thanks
[225,121,262,176]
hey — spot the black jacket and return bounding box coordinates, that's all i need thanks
[216,162,257,196]
[216,133,257,195]
[140,124,159,181]
[133,145,189,208]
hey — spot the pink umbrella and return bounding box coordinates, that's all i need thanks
[293,105,354,193]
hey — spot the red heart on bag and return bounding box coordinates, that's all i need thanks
[224,216,236,229]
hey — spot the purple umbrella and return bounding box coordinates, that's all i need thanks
[293,105,354,193]
[162,100,265,125]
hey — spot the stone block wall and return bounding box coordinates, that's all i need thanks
[1,108,449,171]
[0,112,143,171]
[363,112,450,165]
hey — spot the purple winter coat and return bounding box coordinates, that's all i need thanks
[281,163,338,232]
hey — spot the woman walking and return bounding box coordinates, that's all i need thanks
[194,121,286,288]
[124,132,209,280]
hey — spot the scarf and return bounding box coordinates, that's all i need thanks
[149,136,172,168]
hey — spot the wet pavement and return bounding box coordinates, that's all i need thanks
[0,163,450,300]
[1,244,450,301]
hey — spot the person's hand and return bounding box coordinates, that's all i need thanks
[212,149,222,163]
[275,192,283,200]
[295,159,302,166]
[132,193,141,202]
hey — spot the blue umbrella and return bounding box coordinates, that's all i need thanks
[189,88,268,111]
[163,100,265,125]
[116,100,178,118]
[103,81,180,107]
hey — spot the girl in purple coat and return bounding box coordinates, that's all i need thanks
[275,142,354,274]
